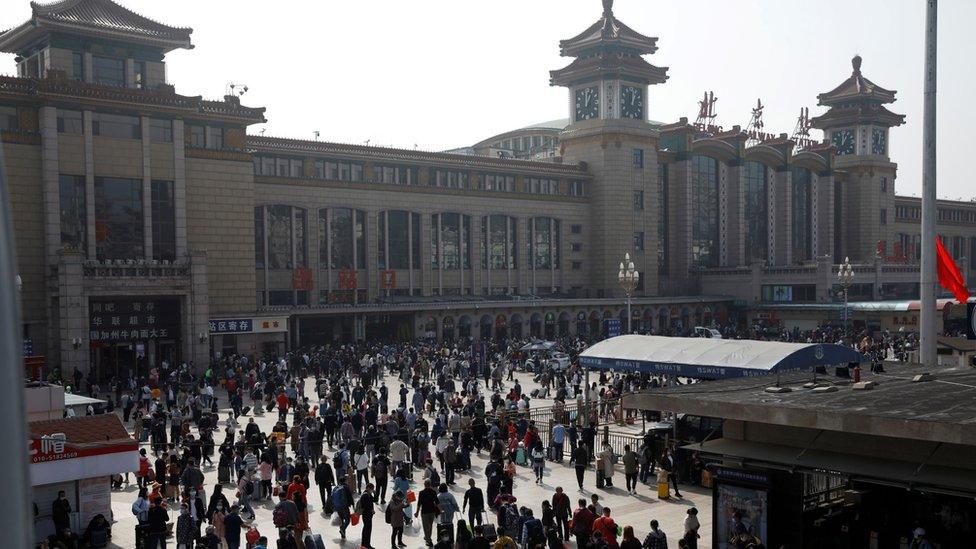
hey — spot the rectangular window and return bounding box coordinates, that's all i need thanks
[94,176,143,260]
[56,109,83,134]
[692,155,719,267]
[133,61,145,89]
[0,106,19,131]
[880,208,887,225]
[570,180,587,196]
[58,174,86,254]
[92,113,140,139]
[91,56,125,87]
[189,125,205,147]
[149,119,172,142]
[633,148,644,168]
[571,261,582,270]
[151,180,176,261]
[570,224,582,234]
[206,127,223,149]
[71,52,84,81]
[289,159,303,177]
[880,176,888,193]
[633,190,644,210]
[571,243,582,252]
[255,207,265,268]
[633,231,645,251]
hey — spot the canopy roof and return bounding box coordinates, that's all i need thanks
[817,55,896,106]
[580,334,865,379]
[558,0,659,57]
[521,340,557,352]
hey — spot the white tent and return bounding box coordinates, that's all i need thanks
[580,334,865,379]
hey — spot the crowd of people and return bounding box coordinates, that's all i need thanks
[38,335,768,549]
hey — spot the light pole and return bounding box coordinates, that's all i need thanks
[837,256,854,345]
[618,253,640,334]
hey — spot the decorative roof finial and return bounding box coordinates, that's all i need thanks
[603,0,614,17]
[852,54,862,75]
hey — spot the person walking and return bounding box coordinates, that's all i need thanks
[416,480,440,546]
[622,445,639,495]
[145,497,169,549]
[437,483,460,525]
[661,449,682,498]
[591,507,619,548]
[598,444,615,489]
[571,498,594,549]
[386,490,410,549]
[551,487,571,541]
[463,478,485,528]
[531,443,546,484]
[682,508,700,549]
[357,483,377,549]
[572,444,588,492]
[223,505,245,549]
[330,475,355,539]
[315,458,336,508]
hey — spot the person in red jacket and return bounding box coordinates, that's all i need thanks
[571,498,595,549]
[591,507,619,548]
[276,391,290,422]
[285,475,307,502]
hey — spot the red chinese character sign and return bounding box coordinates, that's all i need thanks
[292,267,314,291]
[380,270,396,289]
[338,269,358,290]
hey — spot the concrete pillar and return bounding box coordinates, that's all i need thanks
[82,53,92,84]
[125,59,135,89]
[366,210,379,301]
[40,107,60,264]
[186,249,210,372]
[83,110,96,258]
[173,119,187,257]
[141,116,153,259]
[57,249,89,376]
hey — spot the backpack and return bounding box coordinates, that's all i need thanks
[427,467,440,486]
[526,518,545,547]
[243,480,254,495]
[333,451,346,472]
[331,485,347,509]
[272,505,289,528]
[372,458,387,478]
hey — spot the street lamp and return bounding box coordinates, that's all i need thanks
[837,256,854,345]
[618,253,640,334]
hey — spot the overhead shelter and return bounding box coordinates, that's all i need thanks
[579,334,865,379]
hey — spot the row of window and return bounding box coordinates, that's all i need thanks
[491,135,556,152]
[253,155,587,196]
[54,110,222,148]
[58,174,176,261]
[895,205,976,225]
[254,208,568,272]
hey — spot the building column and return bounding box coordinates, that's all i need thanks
[187,249,210,371]
[173,119,187,258]
[141,116,153,259]
[82,53,93,84]
[40,107,60,264]
[366,210,379,301]
[719,162,729,267]
[420,214,433,296]
[83,110,96,258]
[125,59,135,89]
[57,249,89,376]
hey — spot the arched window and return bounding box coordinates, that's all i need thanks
[431,213,471,269]
[378,210,421,269]
[791,167,812,261]
[691,155,719,268]
[254,204,307,270]
[481,215,518,269]
[743,161,768,262]
[318,207,366,270]
[530,217,561,269]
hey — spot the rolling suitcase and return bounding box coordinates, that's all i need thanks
[656,470,670,499]
[241,406,251,416]
[596,469,605,489]
[304,533,327,549]
[437,522,455,543]
[482,514,498,542]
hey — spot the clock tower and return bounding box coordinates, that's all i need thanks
[551,0,668,298]
[811,55,905,262]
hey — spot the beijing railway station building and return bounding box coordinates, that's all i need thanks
[2,0,975,378]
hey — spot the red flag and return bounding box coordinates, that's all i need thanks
[936,237,971,303]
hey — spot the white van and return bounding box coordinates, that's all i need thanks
[693,326,722,339]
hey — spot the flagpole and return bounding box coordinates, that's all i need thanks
[920,0,938,366]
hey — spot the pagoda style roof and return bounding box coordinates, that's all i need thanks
[558,0,659,57]
[0,0,193,54]
[810,103,905,129]
[817,55,896,106]
[550,51,668,87]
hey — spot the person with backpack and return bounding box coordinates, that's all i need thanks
[273,492,298,537]
[223,505,245,549]
[592,507,619,548]
[521,509,546,549]
[236,469,256,520]
[531,443,546,484]
[331,480,355,539]
[314,459,336,508]
[372,450,391,504]
[642,519,668,549]
[423,458,441,487]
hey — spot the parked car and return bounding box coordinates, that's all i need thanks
[693,326,722,339]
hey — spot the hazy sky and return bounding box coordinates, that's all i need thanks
[3,0,974,200]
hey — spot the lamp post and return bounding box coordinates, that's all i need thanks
[618,253,640,334]
[837,257,854,345]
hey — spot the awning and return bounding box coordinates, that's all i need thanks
[580,334,865,379]
[63,393,106,407]
[686,438,976,496]
[521,340,556,352]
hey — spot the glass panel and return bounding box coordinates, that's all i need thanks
[295,208,307,267]
[355,210,366,269]
[94,177,143,260]
[255,207,265,268]
[149,119,172,142]
[534,217,552,269]
[91,56,124,86]
[388,211,410,269]
[267,205,293,269]
[791,167,812,261]
[92,113,140,139]
[743,161,768,262]
[56,110,83,134]
[441,213,460,269]
[318,209,328,268]
[151,180,176,261]
[331,208,353,269]
[58,174,86,253]
[690,155,719,268]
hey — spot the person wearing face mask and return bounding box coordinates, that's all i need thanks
[52,490,72,534]
[206,484,230,523]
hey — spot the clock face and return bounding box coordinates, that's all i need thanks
[871,129,887,155]
[574,86,599,121]
[620,86,644,120]
[832,129,855,155]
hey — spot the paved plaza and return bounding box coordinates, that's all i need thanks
[107,370,712,548]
